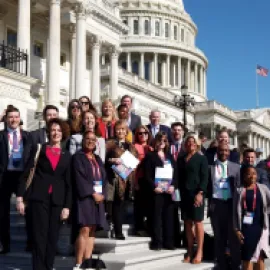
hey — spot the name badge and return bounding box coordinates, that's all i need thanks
[219,181,229,189]
[12,151,22,167]
[243,212,254,225]
[94,180,102,194]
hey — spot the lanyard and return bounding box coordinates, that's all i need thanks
[105,122,114,140]
[243,185,257,212]
[171,145,180,161]
[216,163,228,177]
[89,158,101,180]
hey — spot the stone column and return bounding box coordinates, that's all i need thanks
[166,54,170,87]
[199,66,203,94]
[161,17,165,37]
[139,16,143,35]
[154,53,158,84]
[69,24,76,100]
[47,0,61,106]
[0,16,4,42]
[110,46,119,101]
[150,60,155,83]
[253,133,257,149]
[172,62,176,87]
[75,4,86,98]
[127,52,132,72]
[194,62,198,92]
[203,67,207,96]
[262,137,266,158]
[17,0,31,75]
[91,37,101,103]
[161,61,166,87]
[177,57,182,88]
[186,59,190,88]
[150,16,155,37]
[128,17,132,35]
[139,53,145,79]
[248,133,252,148]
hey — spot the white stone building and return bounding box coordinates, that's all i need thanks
[0,0,270,157]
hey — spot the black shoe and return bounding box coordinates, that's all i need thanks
[163,246,176,250]
[150,242,162,251]
[115,234,125,240]
[80,258,92,269]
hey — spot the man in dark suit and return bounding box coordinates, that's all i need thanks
[0,107,30,254]
[147,110,171,141]
[207,143,241,270]
[120,95,141,133]
[241,148,270,188]
[30,105,59,146]
[205,128,240,165]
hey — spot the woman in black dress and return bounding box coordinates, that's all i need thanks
[144,132,176,250]
[73,131,107,268]
[234,166,270,270]
[176,135,208,264]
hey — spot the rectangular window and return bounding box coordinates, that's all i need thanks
[155,21,160,36]
[165,23,169,38]
[133,20,139,35]
[33,41,43,57]
[181,29,185,42]
[123,19,127,25]
[7,29,17,47]
[144,20,150,35]
[60,53,66,67]
[174,25,178,40]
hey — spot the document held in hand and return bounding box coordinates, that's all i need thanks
[154,166,173,192]
[112,150,139,180]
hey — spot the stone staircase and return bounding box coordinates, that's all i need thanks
[0,198,215,270]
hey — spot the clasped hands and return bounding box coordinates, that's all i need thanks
[154,186,174,195]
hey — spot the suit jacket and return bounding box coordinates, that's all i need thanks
[30,127,47,145]
[18,144,72,209]
[207,160,241,200]
[240,165,270,189]
[146,124,172,142]
[129,113,142,133]
[0,129,30,185]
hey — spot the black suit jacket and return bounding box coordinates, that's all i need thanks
[0,129,30,185]
[129,113,142,133]
[18,144,72,209]
[30,128,47,145]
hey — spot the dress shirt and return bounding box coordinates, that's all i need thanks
[127,114,131,127]
[213,160,232,200]
[151,124,160,137]
[7,127,24,171]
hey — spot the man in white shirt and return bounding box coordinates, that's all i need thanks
[0,107,30,254]
[207,143,241,270]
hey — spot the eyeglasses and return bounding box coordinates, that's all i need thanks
[71,105,80,109]
[81,102,89,106]
[138,132,148,136]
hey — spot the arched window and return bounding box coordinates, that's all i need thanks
[155,21,160,36]
[174,25,178,40]
[144,20,150,35]
[132,61,139,75]
[165,23,169,38]
[181,28,185,42]
[133,20,139,35]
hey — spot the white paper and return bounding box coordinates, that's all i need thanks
[243,215,253,225]
[155,167,173,179]
[121,150,140,169]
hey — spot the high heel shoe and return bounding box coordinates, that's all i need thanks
[182,253,192,263]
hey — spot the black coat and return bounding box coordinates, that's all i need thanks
[146,124,172,142]
[18,144,72,209]
[0,129,30,185]
[30,128,47,145]
[143,151,177,192]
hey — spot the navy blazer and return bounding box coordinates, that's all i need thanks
[0,129,30,185]
[147,124,172,142]
[129,113,142,133]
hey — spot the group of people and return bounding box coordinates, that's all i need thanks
[0,94,269,270]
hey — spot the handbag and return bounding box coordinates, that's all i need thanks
[25,144,41,191]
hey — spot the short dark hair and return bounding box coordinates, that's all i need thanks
[199,131,206,139]
[6,106,20,116]
[120,95,133,103]
[171,122,184,129]
[117,104,128,112]
[42,105,59,120]
[243,148,256,157]
[46,118,70,142]
[217,128,228,136]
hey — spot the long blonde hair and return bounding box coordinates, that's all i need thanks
[101,99,116,121]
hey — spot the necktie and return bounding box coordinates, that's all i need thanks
[13,131,18,150]
[175,143,179,152]
[220,163,226,178]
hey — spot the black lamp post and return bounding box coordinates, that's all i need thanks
[173,85,195,136]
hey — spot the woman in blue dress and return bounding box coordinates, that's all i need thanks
[234,165,270,270]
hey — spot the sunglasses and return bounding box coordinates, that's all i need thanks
[71,105,80,109]
[138,132,148,136]
[81,102,89,105]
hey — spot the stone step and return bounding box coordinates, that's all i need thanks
[154,262,215,270]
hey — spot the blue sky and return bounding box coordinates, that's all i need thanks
[184,0,270,110]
